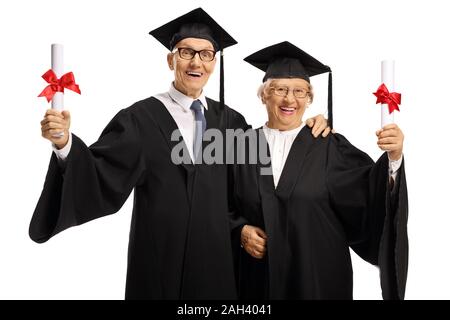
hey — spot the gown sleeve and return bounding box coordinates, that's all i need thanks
[222,110,253,291]
[326,134,408,300]
[29,109,147,243]
[224,108,252,235]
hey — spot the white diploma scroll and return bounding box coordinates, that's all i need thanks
[51,43,64,137]
[51,43,64,111]
[381,60,395,127]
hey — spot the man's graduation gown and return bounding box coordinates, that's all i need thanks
[231,127,408,300]
[29,96,248,299]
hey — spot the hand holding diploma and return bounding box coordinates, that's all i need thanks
[38,44,80,141]
[373,60,404,161]
[40,109,71,149]
[376,123,404,161]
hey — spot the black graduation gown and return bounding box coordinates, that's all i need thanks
[29,96,248,299]
[231,127,408,300]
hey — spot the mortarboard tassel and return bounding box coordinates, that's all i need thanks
[328,71,333,130]
[219,34,226,130]
[220,50,224,111]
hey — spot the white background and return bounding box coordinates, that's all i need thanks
[0,0,448,299]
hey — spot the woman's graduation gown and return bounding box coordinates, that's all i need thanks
[231,127,408,300]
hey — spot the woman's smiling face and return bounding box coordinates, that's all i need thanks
[263,78,311,131]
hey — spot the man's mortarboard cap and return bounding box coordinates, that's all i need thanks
[244,41,334,128]
[149,7,237,51]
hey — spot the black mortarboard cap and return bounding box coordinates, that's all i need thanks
[244,41,334,128]
[149,7,236,51]
[149,8,237,113]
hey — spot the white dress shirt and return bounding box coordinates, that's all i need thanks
[262,123,403,188]
[154,83,208,161]
[263,123,305,188]
[53,83,208,163]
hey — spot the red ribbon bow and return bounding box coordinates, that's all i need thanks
[38,69,81,102]
[373,83,401,114]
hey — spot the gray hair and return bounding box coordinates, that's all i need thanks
[257,78,314,104]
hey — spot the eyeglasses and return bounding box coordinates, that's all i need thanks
[270,86,309,99]
[174,47,216,62]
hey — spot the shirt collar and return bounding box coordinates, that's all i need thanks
[168,83,208,112]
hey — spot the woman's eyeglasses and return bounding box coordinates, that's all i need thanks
[270,86,309,99]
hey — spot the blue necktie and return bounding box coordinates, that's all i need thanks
[190,99,206,162]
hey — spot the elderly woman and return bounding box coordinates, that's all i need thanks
[231,41,408,300]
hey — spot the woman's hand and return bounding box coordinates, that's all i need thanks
[241,225,267,259]
[41,109,71,149]
[376,124,404,161]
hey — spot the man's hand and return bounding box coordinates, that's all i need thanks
[241,225,267,259]
[376,124,404,161]
[41,109,71,149]
[305,114,333,138]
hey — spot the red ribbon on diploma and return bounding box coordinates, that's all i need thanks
[373,83,401,114]
[38,69,81,102]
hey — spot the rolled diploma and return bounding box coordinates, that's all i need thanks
[51,44,64,137]
[51,44,64,110]
[381,60,395,127]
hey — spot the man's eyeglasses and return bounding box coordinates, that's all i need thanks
[174,47,216,62]
[270,86,309,99]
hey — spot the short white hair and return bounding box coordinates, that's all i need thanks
[257,78,314,103]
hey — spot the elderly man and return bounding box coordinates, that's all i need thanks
[31,8,329,299]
